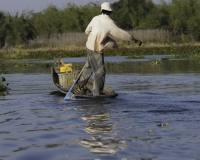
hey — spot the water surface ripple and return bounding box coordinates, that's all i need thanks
[0,58,200,160]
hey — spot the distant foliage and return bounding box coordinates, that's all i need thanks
[0,0,200,48]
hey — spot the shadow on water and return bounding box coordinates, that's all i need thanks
[0,56,200,160]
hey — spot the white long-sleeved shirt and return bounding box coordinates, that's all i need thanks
[85,14,135,52]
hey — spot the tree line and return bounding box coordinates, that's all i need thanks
[0,0,200,49]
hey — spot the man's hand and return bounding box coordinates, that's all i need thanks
[135,40,142,46]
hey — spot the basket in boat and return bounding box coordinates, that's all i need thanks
[58,71,78,88]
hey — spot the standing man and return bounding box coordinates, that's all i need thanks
[78,2,142,96]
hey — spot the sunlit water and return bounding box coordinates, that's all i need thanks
[0,56,200,160]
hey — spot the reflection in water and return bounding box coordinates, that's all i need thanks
[82,112,111,133]
[78,105,126,155]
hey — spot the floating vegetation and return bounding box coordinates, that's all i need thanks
[191,54,200,59]
[150,59,162,65]
[0,73,10,96]
[74,64,84,71]
[150,56,170,66]
[105,62,127,66]
[169,54,190,59]
[13,62,34,67]
[160,57,169,61]
[13,62,55,68]
[148,130,153,133]
[157,122,169,127]
[40,63,51,68]
[126,54,144,59]
[105,62,115,66]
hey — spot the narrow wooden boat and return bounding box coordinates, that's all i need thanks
[51,66,118,99]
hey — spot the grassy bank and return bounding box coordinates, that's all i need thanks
[1,44,200,60]
[1,30,200,59]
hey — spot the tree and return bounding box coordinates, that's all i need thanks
[141,1,169,29]
[187,0,200,41]
[34,5,62,37]
[0,12,7,48]
[11,11,36,45]
[169,0,190,33]
[61,3,82,33]
[111,0,155,29]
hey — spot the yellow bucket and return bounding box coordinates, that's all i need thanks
[60,63,72,73]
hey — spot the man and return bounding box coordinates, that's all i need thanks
[78,2,142,96]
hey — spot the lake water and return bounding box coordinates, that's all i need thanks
[0,56,200,160]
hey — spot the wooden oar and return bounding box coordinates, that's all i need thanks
[64,63,87,100]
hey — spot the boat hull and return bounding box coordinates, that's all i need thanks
[51,67,118,98]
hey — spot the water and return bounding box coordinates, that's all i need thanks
[0,56,200,160]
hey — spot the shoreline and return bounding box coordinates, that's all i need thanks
[0,44,200,60]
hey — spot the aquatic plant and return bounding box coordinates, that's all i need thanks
[169,54,190,59]
[126,54,144,59]
[149,57,170,66]
[150,59,162,66]
[0,74,9,96]
[157,122,169,127]
[160,57,169,61]
[74,64,84,71]
[13,62,34,67]
[40,63,51,68]
[105,62,127,66]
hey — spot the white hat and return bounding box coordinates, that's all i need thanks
[100,2,113,12]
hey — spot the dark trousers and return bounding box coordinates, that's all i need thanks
[78,48,105,96]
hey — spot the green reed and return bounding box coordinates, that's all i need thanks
[1,30,200,59]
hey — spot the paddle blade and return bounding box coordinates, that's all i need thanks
[64,92,75,100]
[63,79,77,100]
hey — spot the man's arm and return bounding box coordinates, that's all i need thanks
[109,21,142,46]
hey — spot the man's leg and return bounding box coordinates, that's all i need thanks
[78,60,93,90]
[87,49,105,96]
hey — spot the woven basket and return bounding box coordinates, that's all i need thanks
[58,71,78,88]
